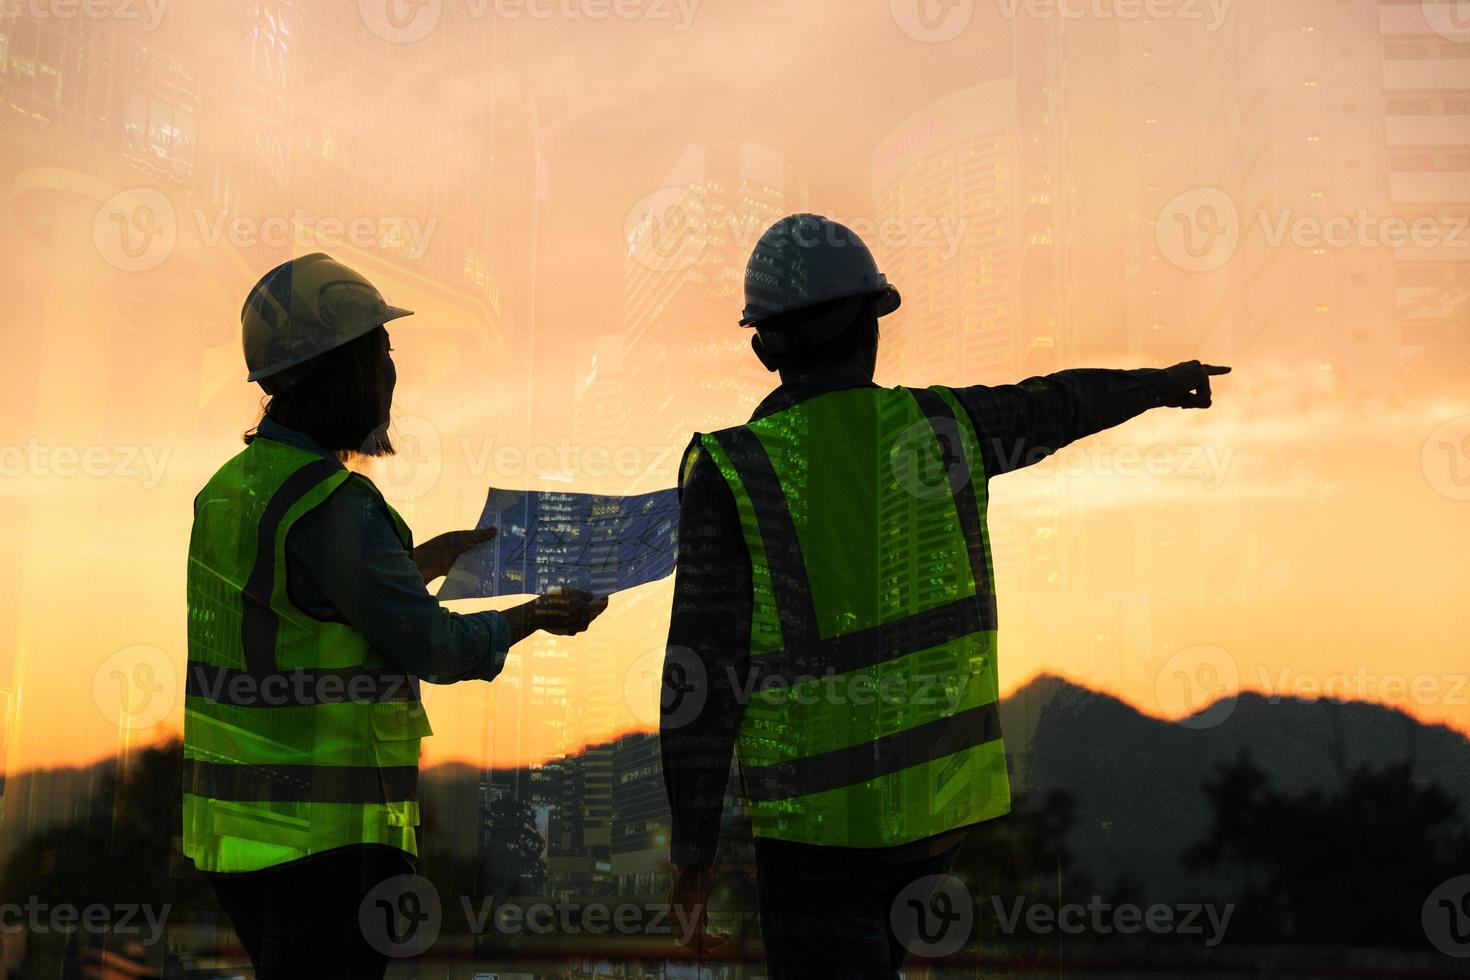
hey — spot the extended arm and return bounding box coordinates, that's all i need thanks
[953,361,1229,477]
[289,478,609,685]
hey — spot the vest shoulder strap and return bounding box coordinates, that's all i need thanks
[677,434,705,497]
[340,470,412,548]
[904,386,991,595]
[240,456,350,675]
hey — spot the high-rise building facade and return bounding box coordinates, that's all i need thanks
[1377,0,1470,387]
[872,79,1021,388]
[623,142,806,477]
[609,731,670,894]
[0,0,544,871]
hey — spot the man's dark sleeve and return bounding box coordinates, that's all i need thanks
[661,443,751,871]
[951,368,1172,478]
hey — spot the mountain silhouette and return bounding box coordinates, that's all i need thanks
[998,673,1470,901]
[6,676,1467,910]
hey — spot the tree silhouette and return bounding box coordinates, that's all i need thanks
[480,795,547,897]
[1185,751,1470,947]
[0,738,210,974]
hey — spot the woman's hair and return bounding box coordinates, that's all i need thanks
[244,326,395,457]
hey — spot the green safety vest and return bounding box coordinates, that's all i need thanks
[689,385,1011,848]
[183,436,432,873]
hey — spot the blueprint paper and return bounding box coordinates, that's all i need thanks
[437,487,679,600]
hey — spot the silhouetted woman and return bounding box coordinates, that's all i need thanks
[183,253,605,977]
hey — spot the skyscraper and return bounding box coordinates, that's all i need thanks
[1378,0,1470,388]
[872,79,1021,387]
[609,730,670,894]
[0,0,545,872]
[872,77,1065,597]
[623,142,807,475]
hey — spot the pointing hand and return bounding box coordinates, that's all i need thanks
[1162,361,1231,409]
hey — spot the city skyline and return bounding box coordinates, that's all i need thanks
[1,0,1466,795]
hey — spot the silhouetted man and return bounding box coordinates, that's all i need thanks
[661,214,1228,978]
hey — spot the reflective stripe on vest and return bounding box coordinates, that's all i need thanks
[696,385,1011,848]
[183,438,430,873]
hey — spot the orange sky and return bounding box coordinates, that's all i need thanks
[1,0,1467,777]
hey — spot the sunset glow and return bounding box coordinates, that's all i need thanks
[2,0,1467,784]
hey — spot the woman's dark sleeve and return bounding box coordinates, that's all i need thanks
[284,477,510,683]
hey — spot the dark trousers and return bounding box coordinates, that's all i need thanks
[206,844,414,979]
[753,836,963,980]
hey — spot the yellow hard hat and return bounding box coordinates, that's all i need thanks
[241,253,412,391]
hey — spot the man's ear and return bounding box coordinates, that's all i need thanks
[751,333,779,373]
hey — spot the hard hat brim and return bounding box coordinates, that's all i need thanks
[741,284,902,328]
[875,285,901,318]
[244,306,415,382]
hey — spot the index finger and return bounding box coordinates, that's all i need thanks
[1202,364,1231,376]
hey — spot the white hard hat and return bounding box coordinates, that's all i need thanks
[241,252,413,392]
[740,213,901,330]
